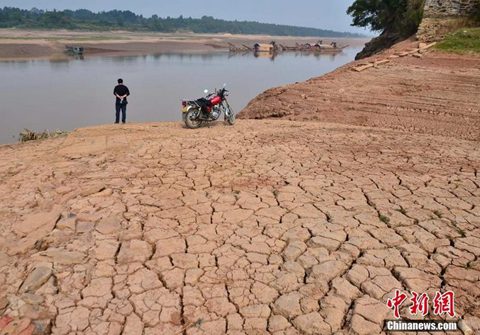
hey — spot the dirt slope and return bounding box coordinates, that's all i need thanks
[0,121,479,334]
[239,41,480,141]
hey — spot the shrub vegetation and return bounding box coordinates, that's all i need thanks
[436,28,480,53]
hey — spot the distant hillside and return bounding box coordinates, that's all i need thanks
[0,7,364,37]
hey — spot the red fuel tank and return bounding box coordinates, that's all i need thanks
[210,96,222,106]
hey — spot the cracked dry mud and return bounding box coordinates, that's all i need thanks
[0,120,479,335]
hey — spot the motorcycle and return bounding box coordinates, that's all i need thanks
[181,85,235,129]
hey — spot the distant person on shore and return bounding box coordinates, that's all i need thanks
[113,78,130,124]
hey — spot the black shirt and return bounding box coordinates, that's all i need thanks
[114,84,130,103]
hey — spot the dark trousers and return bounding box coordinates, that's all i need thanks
[115,103,127,123]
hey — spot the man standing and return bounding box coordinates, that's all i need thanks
[113,78,130,124]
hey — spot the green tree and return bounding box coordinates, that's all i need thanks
[347,0,424,37]
[40,10,73,28]
[473,1,480,22]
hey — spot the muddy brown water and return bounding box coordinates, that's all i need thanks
[0,48,361,144]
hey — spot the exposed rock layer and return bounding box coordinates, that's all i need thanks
[418,0,479,41]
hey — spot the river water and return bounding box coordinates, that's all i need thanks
[0,47,361,144]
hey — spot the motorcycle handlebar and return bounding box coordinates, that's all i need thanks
[217,88,229,96]
[204,87,229,98]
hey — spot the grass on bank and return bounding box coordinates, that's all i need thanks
[436,28,480,54]
[19,129,68,142]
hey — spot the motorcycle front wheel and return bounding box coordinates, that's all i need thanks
[226,112,235,125]
[223,103,235,126]
[184,109,202,129]
[223,100,235,126]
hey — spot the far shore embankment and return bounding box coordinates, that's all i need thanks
[0,29,369,60]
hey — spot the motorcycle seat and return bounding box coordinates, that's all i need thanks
[194,98,213,113]
[195,98,212,106]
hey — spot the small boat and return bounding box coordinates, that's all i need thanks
[254,42,279,53]
[65,45,84,55]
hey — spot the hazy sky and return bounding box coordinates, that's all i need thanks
[0,0,368,33]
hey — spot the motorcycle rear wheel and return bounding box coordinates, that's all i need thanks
[184,109,202,129]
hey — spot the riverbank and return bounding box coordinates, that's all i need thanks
[0,120,479,334]
[239,38,480,141]
[0,29,369,60]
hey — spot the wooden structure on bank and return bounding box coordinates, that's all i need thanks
[351,42,437,72]
[229,40,347,54]
[284,41,348,53]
